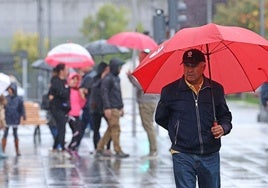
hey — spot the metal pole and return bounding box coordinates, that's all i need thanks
[260,0,265,37]
[168,0,177,37]
[22,58,28,99]
[131,50,137,137]
[37,0,44,58]
[207,0,212,23]
[131,0,138,137]
[48,0,52,50]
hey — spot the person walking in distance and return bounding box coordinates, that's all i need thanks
[89,62,111,154]
[96,58,129,158]
[155,49,232,188]
[2,82,26,156]
[49,63,70,153]
[66,72,86,158]
[127,49,158,158]
[78,64,96,141]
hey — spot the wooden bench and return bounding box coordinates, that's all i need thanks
[21,101,48,144]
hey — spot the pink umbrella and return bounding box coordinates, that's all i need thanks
[107,31,157,51]
[45,43,95,68]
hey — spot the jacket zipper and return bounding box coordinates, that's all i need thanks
[174,120,180,145]
[192,92,204,154]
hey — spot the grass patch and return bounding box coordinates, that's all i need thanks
[226,93,260,105]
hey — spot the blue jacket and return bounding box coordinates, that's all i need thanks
[155,76,232,155]
[5,83,25,125]
[260,82,268,106]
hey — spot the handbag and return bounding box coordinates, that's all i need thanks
[61,101,71,113]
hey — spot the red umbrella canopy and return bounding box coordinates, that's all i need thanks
[132,23,268,94]
[107,31,158,51]
[45,43,95,68]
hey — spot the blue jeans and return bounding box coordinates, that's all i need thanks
[172,152,220,188]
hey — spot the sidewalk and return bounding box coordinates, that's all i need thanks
[0,101,268,188]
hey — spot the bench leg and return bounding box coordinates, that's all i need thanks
[34,126,41,144]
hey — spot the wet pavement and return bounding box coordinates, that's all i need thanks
[0,101,268,188]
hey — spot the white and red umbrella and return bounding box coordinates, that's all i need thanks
[0,73,11,95]
[45,43,95,68]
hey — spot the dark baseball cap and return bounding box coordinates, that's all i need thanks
[181,49,206,67]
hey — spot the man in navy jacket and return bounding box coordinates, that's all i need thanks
[155,49,232,188]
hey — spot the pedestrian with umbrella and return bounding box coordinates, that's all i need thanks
[131,23,268,188]
[49,63,70,154]
[155,49,232,188]
[127,49,158,159]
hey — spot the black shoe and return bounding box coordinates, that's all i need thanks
[95,150,103,158]
[115,151,129,158]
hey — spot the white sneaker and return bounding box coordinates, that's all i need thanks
[141,151,158,160]
[0,152,7,159]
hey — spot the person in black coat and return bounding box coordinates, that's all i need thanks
[155,49,232,188]
[96,58,129,158]
[49,63,70,152]
[89,62,111,152]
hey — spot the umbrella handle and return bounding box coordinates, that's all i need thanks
[210,86,217,122]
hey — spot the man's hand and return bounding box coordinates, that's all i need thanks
[79,88,87,99]
[104,109,112,119]
[211,121,224,139]
[119,108,124,117]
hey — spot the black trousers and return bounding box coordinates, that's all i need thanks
[91,112,111,150]
[51,107,68,150]
[68,116,82,151]
[3,127,18,139]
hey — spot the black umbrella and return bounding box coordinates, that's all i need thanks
[85,39,130,56]
[32,59,52,71]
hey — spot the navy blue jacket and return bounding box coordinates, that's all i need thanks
[260,82,268,106]
[155,76,232,155]
[5,83,25,125]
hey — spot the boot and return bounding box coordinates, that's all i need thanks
[0,144,7,159]
[14,139,21,156]
[2,138,6,153]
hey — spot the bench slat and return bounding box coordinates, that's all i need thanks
[21,101,47,126]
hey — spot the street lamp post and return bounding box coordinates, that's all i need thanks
[37,0,44,58]
[168,0,187,37]
[207,0,212,23]
[260,0,265,37]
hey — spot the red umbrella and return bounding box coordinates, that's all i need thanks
[45,43,95,68]
[132,23,268,94]
[107,31,157,50]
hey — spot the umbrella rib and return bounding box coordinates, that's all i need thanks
[203,41,234,55]
[143,51,175,93]
[205,41,256,91]
[222,42,256,91]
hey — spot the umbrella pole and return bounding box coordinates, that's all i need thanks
[131,49,137,137]
[205,44,217,122]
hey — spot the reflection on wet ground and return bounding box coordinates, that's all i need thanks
[0,101,268,188]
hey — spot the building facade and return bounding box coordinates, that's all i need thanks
[0,0,167,51]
